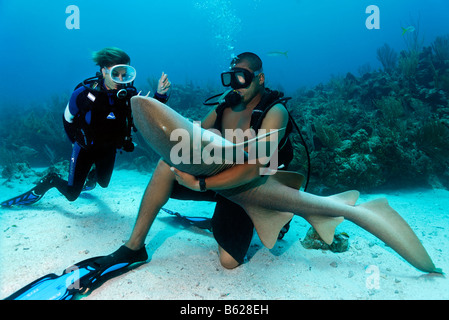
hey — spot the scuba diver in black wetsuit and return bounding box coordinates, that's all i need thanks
[1,47,171,207]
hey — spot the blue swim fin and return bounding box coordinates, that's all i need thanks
[4,246,148,300]
[1,178,95,208]
[1,188,44,207]
[1,173,59,207]
[161,207,212,231]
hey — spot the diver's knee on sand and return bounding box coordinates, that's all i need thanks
[218,246,240,269]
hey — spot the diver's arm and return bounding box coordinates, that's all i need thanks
[171,162,261,192]
[172,104,289,191]
[153,72,171,103]
[200,106,218,129]
[63,113,76,143]
[201,163,261,190]
[63,90,82,143]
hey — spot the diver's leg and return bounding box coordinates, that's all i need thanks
[94,147,116,188]
[83,167,97,191]
[125,159,176,250]
[34,143,91,202]
[211,196,253,269]
[56,144,93,201]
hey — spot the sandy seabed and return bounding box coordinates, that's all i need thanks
[1,168,448,300]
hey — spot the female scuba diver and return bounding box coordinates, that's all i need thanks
[1,47,171,207]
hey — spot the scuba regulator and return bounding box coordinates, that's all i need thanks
[203,89,242,107]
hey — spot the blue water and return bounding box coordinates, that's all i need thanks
[1,0,448,106]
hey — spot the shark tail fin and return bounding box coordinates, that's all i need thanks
[355,198,440,273]
[401,27,407,35]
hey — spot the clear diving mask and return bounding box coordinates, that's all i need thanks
[104,64,137,85]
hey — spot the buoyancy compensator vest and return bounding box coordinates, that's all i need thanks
[205,88,311,191]
[71,74,137,151]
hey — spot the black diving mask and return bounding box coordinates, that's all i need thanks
[221,67,262,89]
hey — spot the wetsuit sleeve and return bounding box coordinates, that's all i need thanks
[153,91,169,103]
[63,87,84,142]
[63,113,76,143]
[66,87,84,120]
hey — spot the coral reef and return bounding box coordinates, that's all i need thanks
[1,161,69,188]
[288,33,449,193]
[301,227,350,253]
[1,162,39,183]
[377,43,398,74]
[0,94,72,167]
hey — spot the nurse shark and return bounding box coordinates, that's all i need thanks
[131,95,441,274]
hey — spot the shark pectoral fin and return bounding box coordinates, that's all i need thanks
[245,206,294,249]
[356,199,439,273]
[242,171,304,249]
[303,215,344,245]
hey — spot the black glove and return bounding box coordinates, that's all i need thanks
[122,138,135,152]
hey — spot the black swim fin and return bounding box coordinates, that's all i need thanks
[161,207,292,239]
[4,245,148,300]
[161,207,212,232]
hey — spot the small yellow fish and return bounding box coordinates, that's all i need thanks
[267,51,288,58]
[401,26,415,35]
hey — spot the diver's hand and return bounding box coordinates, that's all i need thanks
[170,167,201,192]
[157,72,171,95]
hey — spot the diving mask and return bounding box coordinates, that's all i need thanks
[221,67,262,89]
[104,64,137,84]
